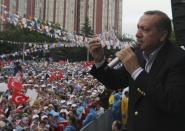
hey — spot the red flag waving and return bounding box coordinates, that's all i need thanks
[14,72,23,83]
[50,73,56,81]
[7,77,23,91]
[13,81,23,91]
[12,92,29,105]
[8,77,14,89]
[57,72,63,80]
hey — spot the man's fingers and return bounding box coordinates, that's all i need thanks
[116,47,134,60]
[89,39,100,45]
[89,43,102,49]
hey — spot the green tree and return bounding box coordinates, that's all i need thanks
[81,17,93,37]
[0,23,56,43]
[121,33,135,43]
[0,23,57,55]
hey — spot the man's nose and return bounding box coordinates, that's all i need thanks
[136,29,142,38]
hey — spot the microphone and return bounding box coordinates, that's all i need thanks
[107,57,120,68]
[105,44,137,69]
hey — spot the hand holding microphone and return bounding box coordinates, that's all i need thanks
[106,44,140,75]
[88,36,140,75]
[107,44,137,68]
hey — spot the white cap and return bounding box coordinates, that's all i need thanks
[71,104,77,107]
[32,114,39,119]
[33,109,39,114]
[67,101,72,105]
[43,106,48,110]
[41,115,48,120]
[28,80,33,83]
[34,84,39,87]
[41,84,46,87]
[48,104,54,107]
[60,100,66,104]
[60,109,68,114]
[70,95,75,98]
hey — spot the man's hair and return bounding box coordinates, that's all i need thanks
[144,10,172,39]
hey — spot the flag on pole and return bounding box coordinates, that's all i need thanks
[12,92,29,105]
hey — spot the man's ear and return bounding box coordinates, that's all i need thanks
[160,31,168,42]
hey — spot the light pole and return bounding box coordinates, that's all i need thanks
[0,0,4,31]
[87,43,89,61]
[22,43,25,62]
[30,0,33,18]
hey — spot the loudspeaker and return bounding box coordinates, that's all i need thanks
[171,0,185,46]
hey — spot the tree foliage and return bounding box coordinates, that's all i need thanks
[0,23,56,43]
[121,33,135,43]
[81,17,93,37]
[0,23,117,61]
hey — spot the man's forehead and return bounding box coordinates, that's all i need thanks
[138,15,161,27]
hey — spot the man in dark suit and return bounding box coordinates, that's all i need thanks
[89,10,185,131]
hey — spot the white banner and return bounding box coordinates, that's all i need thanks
[25,88,38,106]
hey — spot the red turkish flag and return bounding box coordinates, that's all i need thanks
[13,81,23,91]
[57,72,63,80]
[0,60,4,67]
[7,77,14,90]
[50,73,56,81]
[12,92,29,105]
[7,77,23,91]
[14,72,23,83]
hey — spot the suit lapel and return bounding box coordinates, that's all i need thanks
[149,43,169,77]
[133,43,169,105]
[131,49,146,106]
[135,48,146,68]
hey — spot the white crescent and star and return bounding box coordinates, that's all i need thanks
[14,95,25,103]
[11,81,15,87]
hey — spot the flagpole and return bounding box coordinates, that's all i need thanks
[0,1,4,31]
[22,43,25,62]
[87,45,89,61]
[43,46,46,63]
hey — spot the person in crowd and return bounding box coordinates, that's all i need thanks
[121,90,129,129]
[82,103,97,126]
[95,100,105,117]
[64,116,77,131]
[99,88,112,109]
[112,93,122,121]
[0,59,106,130]
[109,91,115,108]
[112,120,122,131]
[13,62,22,76]
[89,10,185,131]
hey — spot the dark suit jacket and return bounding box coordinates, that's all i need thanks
[90,42,185,131]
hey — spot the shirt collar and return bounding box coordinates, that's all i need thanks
[143,45,163,61]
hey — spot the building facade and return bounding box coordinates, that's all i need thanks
[1,0,123,36]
